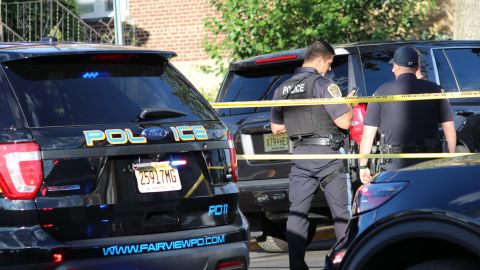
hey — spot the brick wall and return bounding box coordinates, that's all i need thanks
[129,0,219,61]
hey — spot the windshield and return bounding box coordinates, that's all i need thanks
[3,54,217,127]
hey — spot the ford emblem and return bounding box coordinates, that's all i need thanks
[141,127,169,140]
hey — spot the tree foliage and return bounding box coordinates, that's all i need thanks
[203,0,438,74]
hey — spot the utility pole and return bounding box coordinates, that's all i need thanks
[454,0,480,39]
[113,0,123,45]
[0,0,3,42]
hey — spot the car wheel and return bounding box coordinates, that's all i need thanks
[257,233,289,253]
[406,258,479,270]
[256,220,317,253]
[455,144,470,153]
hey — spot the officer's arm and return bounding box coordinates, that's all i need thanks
[359,125,378,166]
[441,120,456,153]
[271,123,286,135]
[270,102,286,135]
[333,110,353,130]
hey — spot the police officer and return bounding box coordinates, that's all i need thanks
[271,40,354,270]
[359,46,457,184]
[413,47,427,80]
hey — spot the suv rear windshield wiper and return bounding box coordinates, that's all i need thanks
[137,108,186,121]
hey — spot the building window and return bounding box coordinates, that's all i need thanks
[106,0,114,12]
[76,0,128,20]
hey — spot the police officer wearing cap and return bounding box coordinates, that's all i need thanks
[271,40,354,270]
[359,46,457,184]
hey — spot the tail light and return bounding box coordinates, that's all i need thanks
[332,249,347,265]
[215,258,245,270]
[52,253,63,263]
[226,132,238,182]
[349,103,367,144]
[255,54,297,64]
[352,182,408,215]
[91,54,137,62]
[0,142,43,200]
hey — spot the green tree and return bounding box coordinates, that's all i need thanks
[203,0,438,75]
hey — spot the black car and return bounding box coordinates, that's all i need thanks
[0,41,249,269]
[325,154,480,270]
[215,40,480,252]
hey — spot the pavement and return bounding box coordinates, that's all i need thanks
[249,226,336,269]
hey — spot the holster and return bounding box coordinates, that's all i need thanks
[329,133,344,151]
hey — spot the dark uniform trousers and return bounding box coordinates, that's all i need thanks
[287,145,350,270]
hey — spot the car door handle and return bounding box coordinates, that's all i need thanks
[263,123,271,131]
[455,110,474,117]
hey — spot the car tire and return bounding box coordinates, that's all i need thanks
[256,220,317,253]
[257,234,289,253]
[406,258,479,270]
[455,144,470,153]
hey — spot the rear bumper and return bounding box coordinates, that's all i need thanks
[237,178,291,215]
[237,178,329,221]
[3,242,249,270]
[0,210,249,270]
[55,242,249,270]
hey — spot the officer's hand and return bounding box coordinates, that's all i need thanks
[359,168,372,184]
[347,89,357,107]
[347,89,356,98]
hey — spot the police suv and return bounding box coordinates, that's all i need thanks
[0,41,248,269]
[215,40,480,252]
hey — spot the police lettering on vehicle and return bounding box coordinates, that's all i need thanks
[170,125,208,142]
[84,128,147,147]
[83,125,209,146]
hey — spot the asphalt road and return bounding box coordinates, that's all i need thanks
[249,227,336,269]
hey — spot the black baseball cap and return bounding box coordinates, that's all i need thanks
[389,46,419,68]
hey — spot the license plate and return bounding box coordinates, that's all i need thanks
[133,162,182,193]
[263,133,289,152]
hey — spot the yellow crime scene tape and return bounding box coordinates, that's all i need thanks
[211,90,480,108]
[237,153,474,160]
[211,91,480,160]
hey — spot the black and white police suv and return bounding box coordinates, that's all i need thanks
[0,40,248,269]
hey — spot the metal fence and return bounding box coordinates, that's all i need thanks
[1,0,110,43]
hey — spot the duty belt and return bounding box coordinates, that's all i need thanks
[292,137,330,146]
[384,140,441,154]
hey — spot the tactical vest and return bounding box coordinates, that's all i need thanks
[277,73,341,138]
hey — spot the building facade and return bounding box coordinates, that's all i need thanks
[77,0,223,94]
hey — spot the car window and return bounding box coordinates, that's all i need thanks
[443,48,480,91]
[433,49,458,92]
[0,75,17,130]
[361,50,395,96]
[218,54,350,116]
[258,73,295,113]
[217,65,298,116]
[325,54,349,96]
[3,54,217,127]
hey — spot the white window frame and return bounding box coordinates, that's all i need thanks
[76,0,128,20]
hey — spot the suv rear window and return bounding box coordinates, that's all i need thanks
[217,65,297,117]
[218,54,349,117]
[361,50,395,96]
[3,54,217,127]
[0,73,17,130]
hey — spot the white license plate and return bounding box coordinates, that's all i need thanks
[263,133,289,152]
[133,162,182,193]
